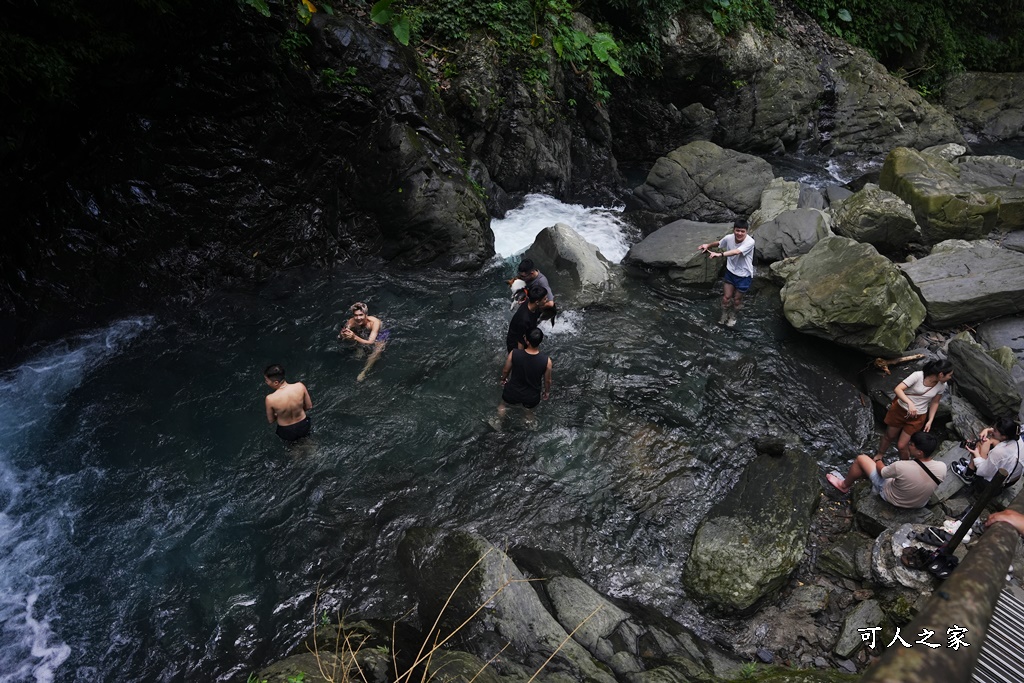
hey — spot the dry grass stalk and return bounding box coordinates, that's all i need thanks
[306,545,599,683]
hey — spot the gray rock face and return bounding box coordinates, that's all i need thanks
[631,141,774,222]
[398,528,615,683]
[830,184,921,253]
[834,600,886,658]
[898,240,1024,327]
[523,223,616,308]
[955,155,1024,231]
[827,49,964,155]
[753,208,831,263]
[623,220,731,286]
[977,316,1024,364]
[750,178,801,228]
[946,338,1022,419]
[922,143,968,162]
[818,532,874,582]
[683,449,820,613]
[851,482,944,537]
[942,72,1024,141]
[776,237,926,357]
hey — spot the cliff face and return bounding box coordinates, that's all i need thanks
[0,5,973,353]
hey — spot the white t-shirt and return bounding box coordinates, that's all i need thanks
[976,437,1024,483]
[896,371,947,415]
[718,233,756,278]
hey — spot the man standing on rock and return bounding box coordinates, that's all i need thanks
[826,431,945,509]
[264,364,313,442]
[698,218,755,327]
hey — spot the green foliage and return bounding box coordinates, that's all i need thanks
[246,674,268,683]
[239,0,271,17]
[280,29,312,61]
[319,66,357,87]
[371,0,412,45]
[286,672,306,683]
[792,0,1024,90]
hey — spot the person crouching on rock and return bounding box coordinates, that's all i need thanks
[951,417,1023,486]
[876,358,954,461]
[826,431,945,509]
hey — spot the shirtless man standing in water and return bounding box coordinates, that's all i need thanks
[264,364,313,442]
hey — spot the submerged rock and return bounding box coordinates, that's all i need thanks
[631,141,774,222]
[683,448,820,613]
[775,237,926,357]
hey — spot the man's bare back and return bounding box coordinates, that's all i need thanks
[264,365,313,442]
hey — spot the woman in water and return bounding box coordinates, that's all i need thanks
[876,358,954,460]
[339,302,389,382]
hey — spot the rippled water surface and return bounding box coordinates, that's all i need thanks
[1,201,878,682]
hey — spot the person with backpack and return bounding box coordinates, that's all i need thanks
[827,431,945,508]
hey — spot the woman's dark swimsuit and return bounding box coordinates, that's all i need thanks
[276,416,311,442]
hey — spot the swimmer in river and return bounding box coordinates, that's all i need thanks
[339,301,389,382]
[264,364,313,442]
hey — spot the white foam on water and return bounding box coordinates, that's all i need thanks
[491,194,630,263]
[0,317,153,683]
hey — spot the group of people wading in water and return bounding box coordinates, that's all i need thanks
[260,226,1024,540]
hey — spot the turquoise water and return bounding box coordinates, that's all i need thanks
[0,206,875,682]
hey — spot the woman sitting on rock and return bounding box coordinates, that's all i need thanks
[876,359,954,460]
[952,417,1023,486]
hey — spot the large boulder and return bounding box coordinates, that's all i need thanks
[879,147,998,243]
[954,155,1024,230]
[750,178,801,228]
[683,449,820,613]
[898,240,1024,327]
[830,184,921,253]
[509,548,732,679]
[398,528,615,683]
[775,237,926,357]
[942,72,1024,141]
[826,49,964,155]
[753,208,831,263]
[623,220,730,286]
[946,338,1023,420]
[631,141,774,222]
[977,316,1024,365]
[523,223,617,308]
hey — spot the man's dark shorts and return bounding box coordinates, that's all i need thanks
[502,388,540,410]
[276,416,311,442]
[723,269,752,292]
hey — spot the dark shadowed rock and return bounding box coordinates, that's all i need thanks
[942,72,1024,141]
[898,240,1024,327]
[398,528,615,683]
[946,338,1022,419]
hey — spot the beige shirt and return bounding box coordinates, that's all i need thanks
[882,459,947,508]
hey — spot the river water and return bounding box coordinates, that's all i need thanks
[1,180,882,681]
